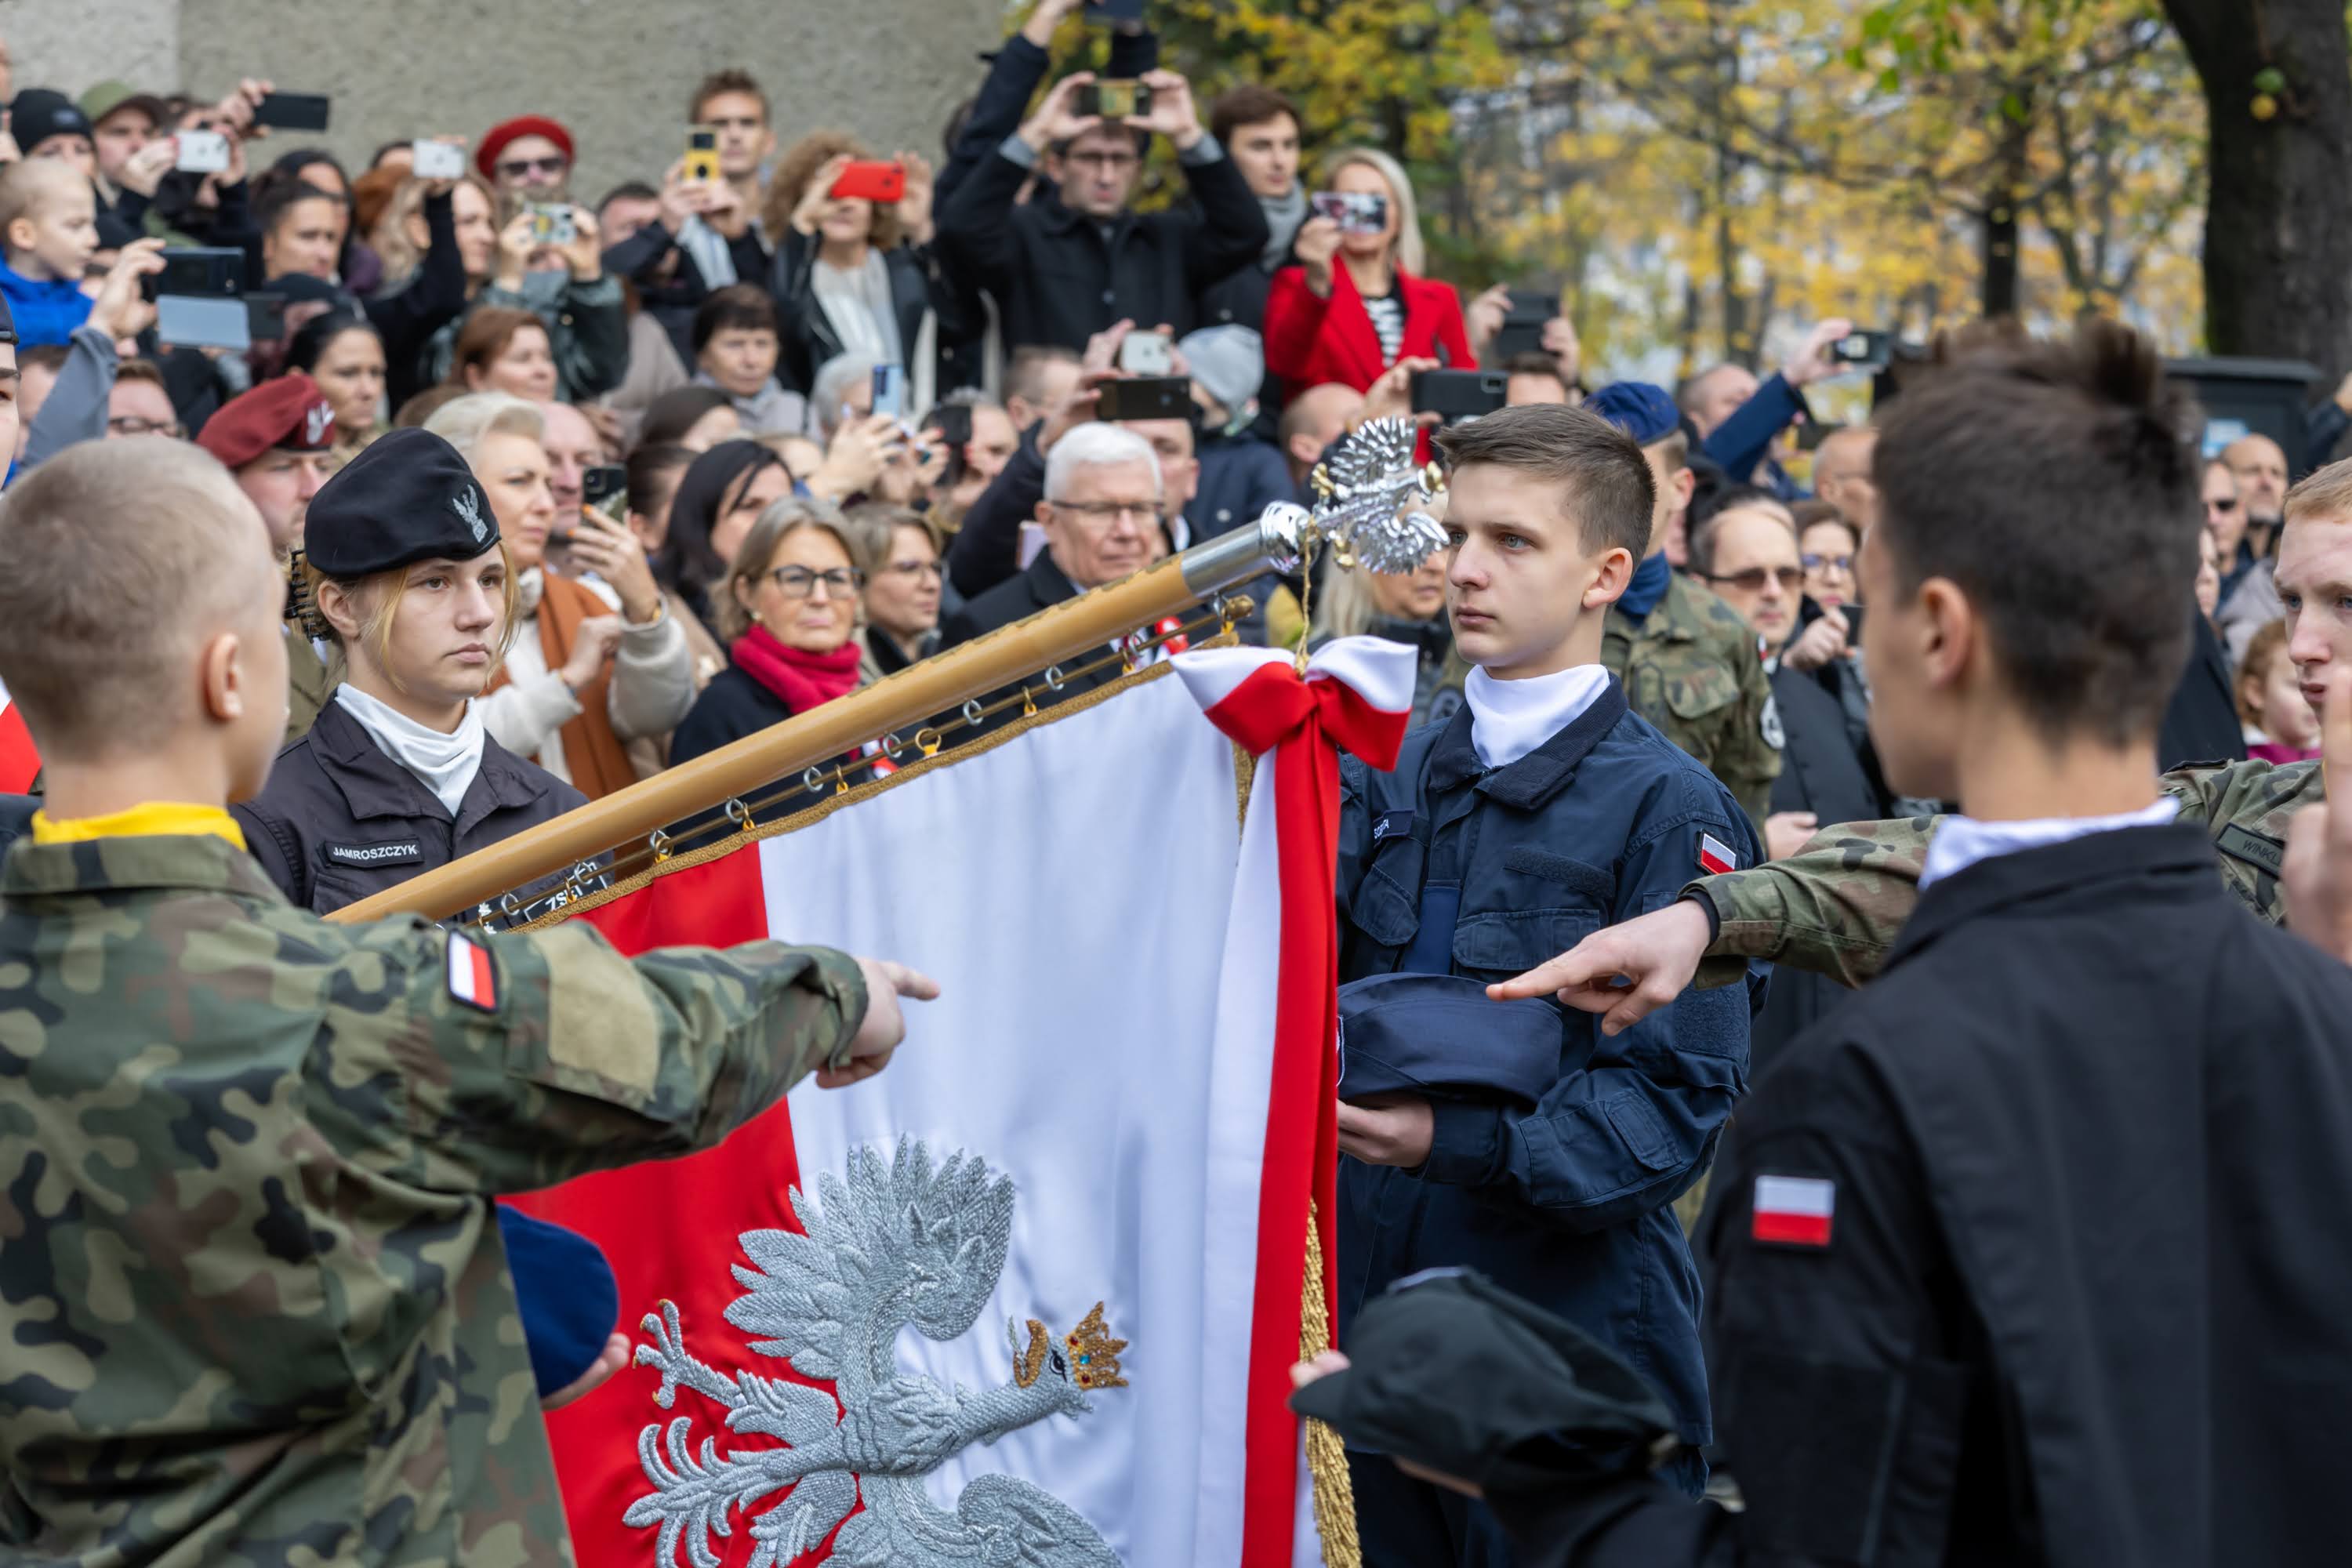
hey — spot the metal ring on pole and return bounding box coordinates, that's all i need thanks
[961,699,985,726]
[1044,665,1066,691]
[727,797,756,830]
[648,829,673,863]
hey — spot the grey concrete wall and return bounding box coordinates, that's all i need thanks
[9,0,1004,201]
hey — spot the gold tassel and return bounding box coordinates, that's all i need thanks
[1301,1201,1361,1568]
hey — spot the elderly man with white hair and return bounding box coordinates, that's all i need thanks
[937,423,1169,731]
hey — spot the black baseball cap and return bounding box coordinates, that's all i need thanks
[1288,1269,1679,1494]
[303,427,501,577]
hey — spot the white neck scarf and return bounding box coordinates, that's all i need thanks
[1464,662,1611,770]
[334,683,486,819]
[1918,797,2177,891]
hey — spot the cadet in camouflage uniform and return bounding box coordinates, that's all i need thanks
[0,440,933,1566]
[1428,383,1780,830]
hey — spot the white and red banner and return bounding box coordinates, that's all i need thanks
[0,677,39,795]
[517,639,1412,1568]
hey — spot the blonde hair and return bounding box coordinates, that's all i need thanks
[303,542,524,688]
[376,172,495,282]
[718,498,862,642]
[2284,453,2352,526]
[1323,146,1424,278]
[423,390,546,465]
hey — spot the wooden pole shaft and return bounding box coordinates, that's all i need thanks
[327,517,1298,925]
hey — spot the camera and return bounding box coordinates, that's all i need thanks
[1310,191,1388,237]
[410,140,465,181]
[1830,330,1892,366]
[526,203,578,248]
[1410,369,1508,424]
[1074,80,1154,119]
[684,126,721,184]
[830,161,906,204]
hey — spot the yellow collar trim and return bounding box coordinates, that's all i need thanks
[31,803,249,851]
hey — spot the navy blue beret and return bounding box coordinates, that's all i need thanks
[494,1205,619,1396]
[1584,381,1682,446]
[1338,973,1566,1109]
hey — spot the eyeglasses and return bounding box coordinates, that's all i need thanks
[765,565,866,598]
[1800,553,1853,575]
[108,415,184,438]
[2206,496,2241,514]
[884,558,944,581]
[1056,499,1162,524]
[498,155,568,177]
[1702,566,1806,593]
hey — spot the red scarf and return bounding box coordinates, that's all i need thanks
[730,625,862,714]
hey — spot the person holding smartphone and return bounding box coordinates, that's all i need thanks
[1262,147,1472,397]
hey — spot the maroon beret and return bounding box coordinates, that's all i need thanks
[476,114,575,180]
[194,374,335,471]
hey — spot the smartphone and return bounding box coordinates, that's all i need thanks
[244,291,288,341]
[252,92,332,132]
[871,363,906,420]
[155,294,250,351]
[1410,368,1508,423]
[1073,80,1154,119]
[1085,0,1148,22]
[1094,376,1193,423]
[526,202,578,247]
[1118,331,1173,377]
[830,160,905,203]
[929,402,975,485]
[1309,191,1388,237]
[583,463,628,523]
[1831,329,1892,365]
[174,130,230,175]
[1492,288,1559,361]
[684,126,720,184]
[410,140,465,180]
[142,246,245,302]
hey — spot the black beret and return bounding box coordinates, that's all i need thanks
[1337,973,1566,1109]
[303,426,500,578]
[1287,1269,1678,1494]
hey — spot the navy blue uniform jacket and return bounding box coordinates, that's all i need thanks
[1335,677,1759,1446]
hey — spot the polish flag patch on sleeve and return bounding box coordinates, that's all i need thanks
[1698,831,1739,877]
[445,931,499,1013]
[1751,1174,1835,1247]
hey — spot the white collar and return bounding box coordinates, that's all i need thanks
[1464,662,1611,770]
[1918,797,2179,891]
[333,683,486,819]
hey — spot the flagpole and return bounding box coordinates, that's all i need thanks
[327,510,1307,926]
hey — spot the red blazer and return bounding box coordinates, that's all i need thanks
[1262,260,1475,393]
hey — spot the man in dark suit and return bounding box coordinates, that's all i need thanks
[938,422,1168,733]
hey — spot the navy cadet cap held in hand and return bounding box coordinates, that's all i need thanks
[302,426,499,577]
[1288,1267,1679,1496]
[1338,973,1566,1110]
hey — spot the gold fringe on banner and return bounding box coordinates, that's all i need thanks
[1301,1201,1362,1567]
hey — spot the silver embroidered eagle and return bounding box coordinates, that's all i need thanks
[626,1140,1130,1568]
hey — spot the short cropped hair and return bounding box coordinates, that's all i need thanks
[0,158,85,238]
[2284,453,2352,526]
[1006,345,1080,410]
[0,440,270,754]
[1688,495,1797,576]
[1210,84,1303,147]
[255,176,347,244]
[1044,422,1162,503]
[691,69,770,125]
[692,283,779,356]
[1871,318,2200,746]
[1433,403,1655,559]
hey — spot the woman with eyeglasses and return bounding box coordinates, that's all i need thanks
[669,498,872,769]
[1795,506,1860,613]
[846,504,946,681]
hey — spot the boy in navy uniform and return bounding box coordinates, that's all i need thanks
[1334,403,1759,1564]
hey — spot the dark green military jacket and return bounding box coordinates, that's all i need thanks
[1428,573,1782,831]
[0,833,866,1566]
[1687,757,2314,989]
[285,626,338,746]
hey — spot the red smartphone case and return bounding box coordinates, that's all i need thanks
[832,162,906,203]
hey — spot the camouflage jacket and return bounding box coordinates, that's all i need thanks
[1686,757,2318,990]
[0,833,866,1566]
[1423,575,1783,830]
[1602,573,1781,833]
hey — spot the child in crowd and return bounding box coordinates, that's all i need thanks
[0,158,98,346]
[2238,616,2319,764]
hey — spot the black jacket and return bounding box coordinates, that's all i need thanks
[668,664,796,769]
[768,230,962,395]
[1496,825,2352,1566]
[2161,608,2246,771]
[946,426,1047,600]
[932,141,1269,354]
[937,551,1122,737]
[602,219,774,372]
[230,699,589,917]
